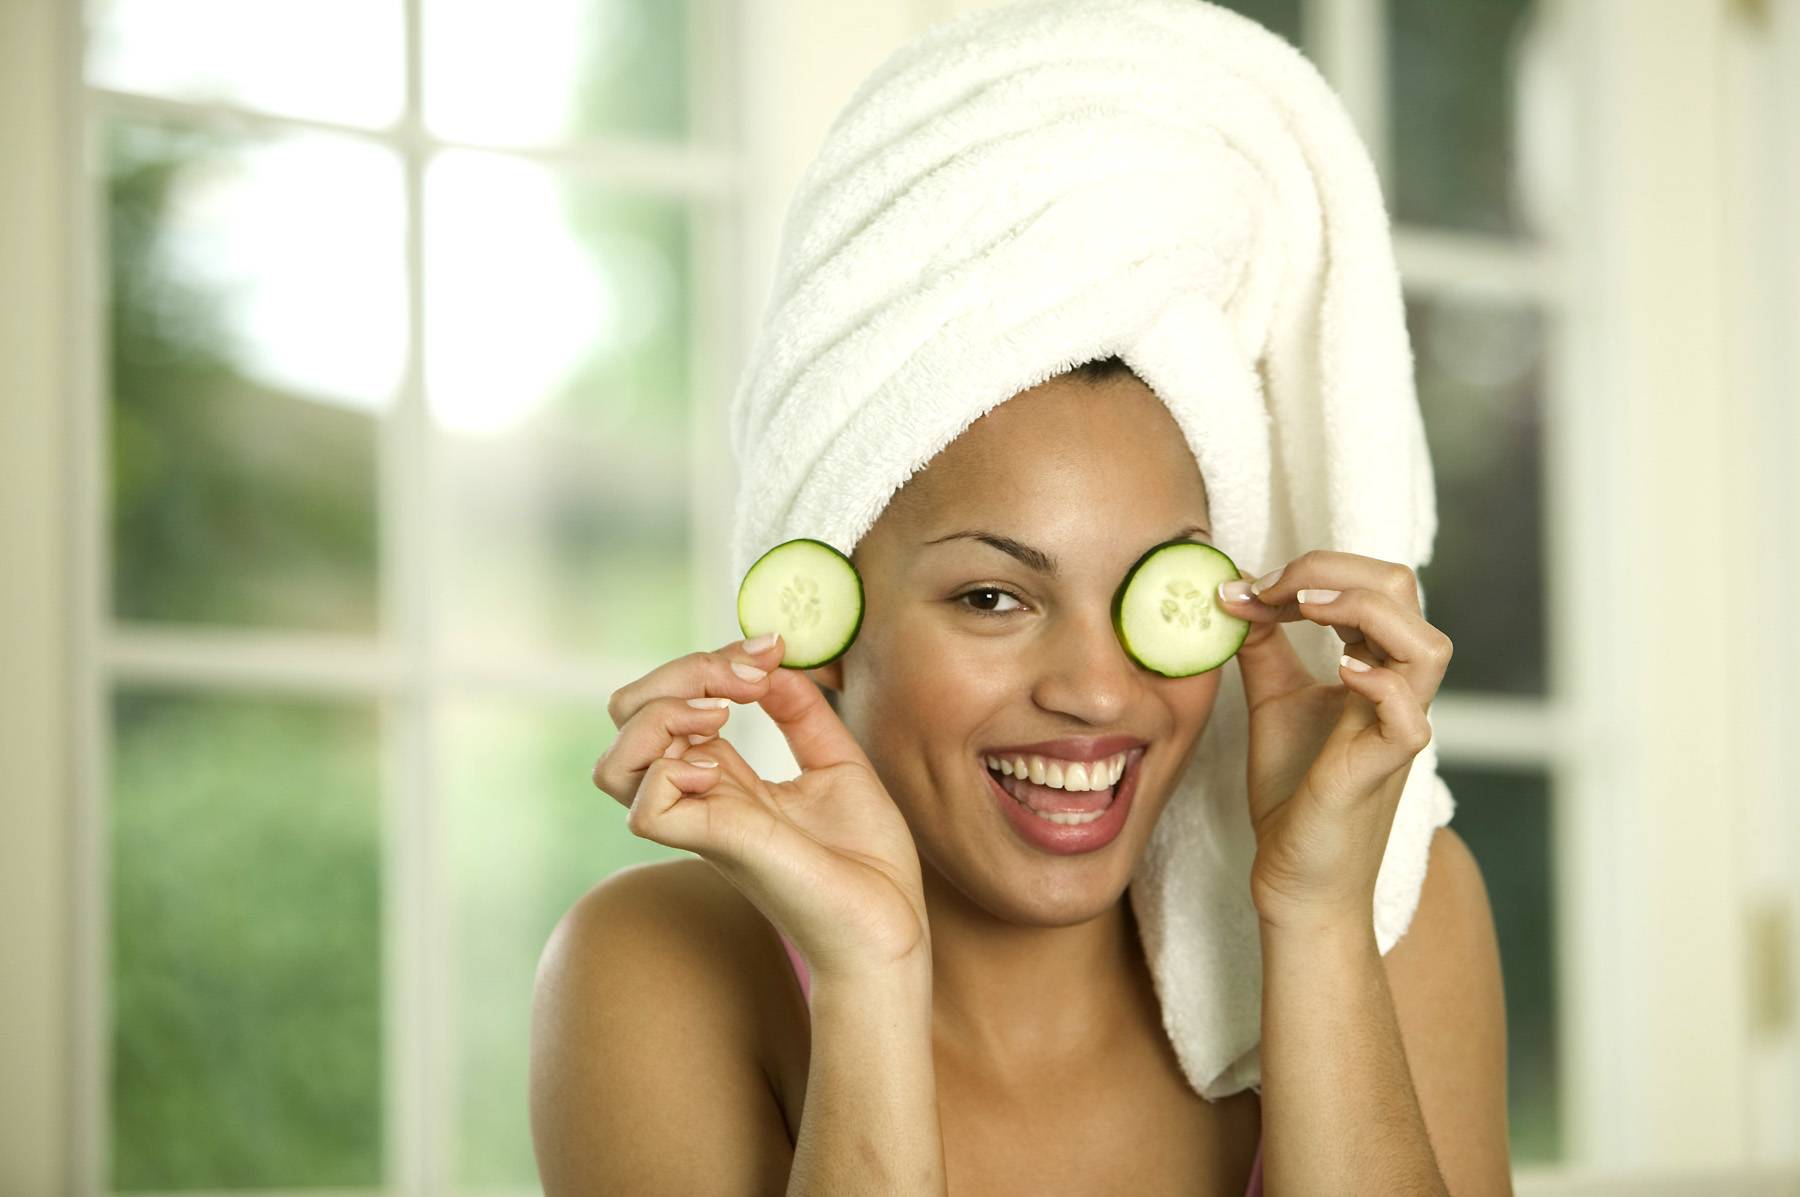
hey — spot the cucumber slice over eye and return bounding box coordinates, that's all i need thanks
[736,537,865,669]
[1111,539,1251,678]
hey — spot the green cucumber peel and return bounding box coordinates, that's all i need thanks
[736,534,1247,677]
[1110,538,1251,678]
[736,537,866,669]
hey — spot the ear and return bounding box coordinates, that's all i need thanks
[804,657,845,699]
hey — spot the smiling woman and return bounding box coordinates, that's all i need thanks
[801,368,1222,935]
[558,361,1272,1195]
[546,0,1506,1191]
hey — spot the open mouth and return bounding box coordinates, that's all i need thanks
[981,749,1138,825]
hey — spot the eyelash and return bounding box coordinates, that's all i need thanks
[954,585,1028,618]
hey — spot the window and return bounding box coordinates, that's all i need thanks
[73,0,737,1189]
[1218,0,1565,1167]
[55,0,1795,1191]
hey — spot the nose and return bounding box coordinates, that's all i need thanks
[1028,605,1137,726]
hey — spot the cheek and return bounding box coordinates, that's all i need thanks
[1161,670,1224,729]
[863,612,1005,698]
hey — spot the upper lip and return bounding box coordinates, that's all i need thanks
[980,735,1146,763]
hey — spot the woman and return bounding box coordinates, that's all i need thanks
[541,358,1509,1195]
[537,0,1511,1189]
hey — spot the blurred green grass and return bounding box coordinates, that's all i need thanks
[110,691,384,1189]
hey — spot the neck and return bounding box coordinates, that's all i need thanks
[919,859,1153,1075]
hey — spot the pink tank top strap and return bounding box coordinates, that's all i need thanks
[1244,1136,1263,1195]
[777,930,811,1006]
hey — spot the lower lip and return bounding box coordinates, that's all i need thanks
[984,749,1141,856]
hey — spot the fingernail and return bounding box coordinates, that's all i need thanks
[741,632,779,653]
[687,696,730,709]
[687,733,712,745]
[730,660,768,682]
[1296,589,1341,604]
[1249,565,1285,595]
[1340,654,1373,673]
[1218,579,1253,604]
[684,754,719,768]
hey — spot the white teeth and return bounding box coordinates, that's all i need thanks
[1028,807,1108,826]
[982,750,1131,792]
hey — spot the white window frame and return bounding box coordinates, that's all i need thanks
[54,1,744,1194]
[4,0,1794,1192]
[1307,0,1799,1187]
[1311,0,1799,1186]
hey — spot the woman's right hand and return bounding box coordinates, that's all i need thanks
[594,634,930,981]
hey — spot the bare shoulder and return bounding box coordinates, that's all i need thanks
[1382,824,1515,1196]
[529,856,796,1196]
[547,855,780,983]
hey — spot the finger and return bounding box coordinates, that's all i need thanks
[625,753,741,856]
[1228,569,1319,710]
[1290,587,1451,710]
[756,650,879,775]
[677,733,762,791]
[606,634,789,731]
[592,694,734,802]
[1319,658,1434,803]
[1247,550,1422,621]
[1248,549,1423,608]
[1219,565,1369,644]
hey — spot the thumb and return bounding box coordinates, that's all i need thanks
[1232,568,1315,709]
[756,641,876,774]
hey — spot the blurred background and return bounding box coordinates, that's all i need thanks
[1,0,1796,1193]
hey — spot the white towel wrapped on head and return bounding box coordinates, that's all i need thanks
[728,0,1455,1100]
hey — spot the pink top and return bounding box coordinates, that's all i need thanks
[777,931,1263,1195]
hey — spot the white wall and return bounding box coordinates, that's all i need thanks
[0,0,73,1190]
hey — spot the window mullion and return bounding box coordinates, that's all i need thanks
[66,0,111,1186]
[381,0,443,1189]
[1304,0,1389,196]
[1392,225,1561,304]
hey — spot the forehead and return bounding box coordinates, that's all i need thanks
[901,374,1205,508]
[871,374,1209,547]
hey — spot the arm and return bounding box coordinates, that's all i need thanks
[789,962,947,1196]
[1257,825,1512,1196]
[529,868,796,1195]
[528,863,948,1196]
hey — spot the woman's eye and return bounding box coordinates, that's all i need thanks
[956,586,1025,617]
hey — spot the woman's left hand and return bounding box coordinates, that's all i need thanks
[1216,550,1454,937]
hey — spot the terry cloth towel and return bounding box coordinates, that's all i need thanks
[726,0,1455,1100]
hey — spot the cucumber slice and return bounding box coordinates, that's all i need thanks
[1111,539,1250,678]
[736,538,865,669]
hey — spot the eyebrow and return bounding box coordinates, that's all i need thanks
[921,524,1211,578]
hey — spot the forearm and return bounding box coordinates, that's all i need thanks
[787,963,946,1196]
[1258,919,1447,1196]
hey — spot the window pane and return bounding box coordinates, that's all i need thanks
[105,118,403,633]
[426,150,696,664]
[86,0,403,129]
[109,688,383,1189]
[445,695,687,1186]
[1387,0,1539,236]
[1407,290,1547,696]
[1438,764,1563,1163]
[1211,0,1303,50]
[423,0,692,145]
